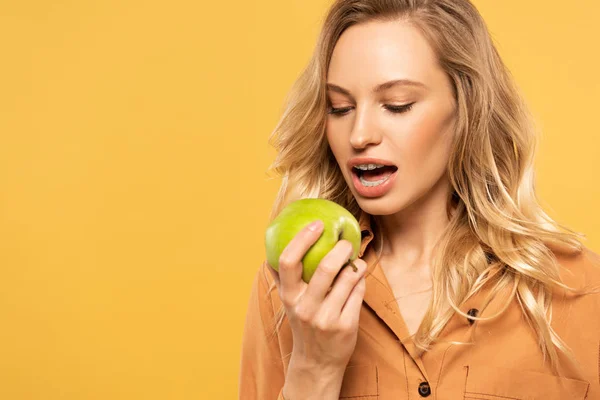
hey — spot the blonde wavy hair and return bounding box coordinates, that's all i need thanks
[263,0,599,374]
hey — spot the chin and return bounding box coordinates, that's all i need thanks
[354,189,410,215]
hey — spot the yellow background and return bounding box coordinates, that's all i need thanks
[0,1,598,398]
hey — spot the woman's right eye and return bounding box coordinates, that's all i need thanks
[327,106,352,116]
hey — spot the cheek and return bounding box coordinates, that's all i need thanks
[325,128,344,166]
[325,128,355,187]
[401,111,455,170]
[325,121,338,145]
[326,124,345,158]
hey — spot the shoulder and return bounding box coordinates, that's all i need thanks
[548,247,600,374]
[580,246,600,283]
[553,245,600,289]
[242,261,281,336]
[260,260,279,303]
[258,261,279,311]
[551,246,600,318]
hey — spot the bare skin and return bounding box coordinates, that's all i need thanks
[381,256,434,335]
[325,19,458,334]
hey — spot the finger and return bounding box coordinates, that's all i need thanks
[277,220,324,302]
[264,261,280,287]
[303,239,355,307]
[340,275,366,326]
[322,258,367,315]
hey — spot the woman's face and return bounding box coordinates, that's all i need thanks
[326,20,457,215]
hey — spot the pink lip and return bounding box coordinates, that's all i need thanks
[347,156,397,169]
[348,157,399,198]
[351,167,398,198]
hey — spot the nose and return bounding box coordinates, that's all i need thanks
[349,106,382,149]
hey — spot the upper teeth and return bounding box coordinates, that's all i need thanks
[354,164,386,170]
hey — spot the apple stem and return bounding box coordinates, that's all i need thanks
[343,258,358,272]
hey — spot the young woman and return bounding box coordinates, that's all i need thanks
[240,1,600,399]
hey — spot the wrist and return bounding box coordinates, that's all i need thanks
[283,355,345,400]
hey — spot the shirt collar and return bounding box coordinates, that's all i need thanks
[355,207,595,383]
[357,208,375,258]
[355,208,491,381]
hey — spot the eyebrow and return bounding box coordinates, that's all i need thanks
[326,79,426,99]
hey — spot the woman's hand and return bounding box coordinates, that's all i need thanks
[265,220,367,371]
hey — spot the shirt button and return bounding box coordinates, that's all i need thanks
[418,381,431,397]
[467,308,479,325]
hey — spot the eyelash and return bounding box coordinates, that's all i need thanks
[327,102,415,116]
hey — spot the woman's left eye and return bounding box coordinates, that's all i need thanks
[326,102,416,117]
[385,102,415,113]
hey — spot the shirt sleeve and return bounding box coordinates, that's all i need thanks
[239,262,286,400]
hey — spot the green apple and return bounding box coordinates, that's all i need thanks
[265,198,362,283]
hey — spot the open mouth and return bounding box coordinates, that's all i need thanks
[352,165,398,182]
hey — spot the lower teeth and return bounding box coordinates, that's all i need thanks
[359,174,390,187]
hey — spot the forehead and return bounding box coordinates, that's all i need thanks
[327,20,440,90]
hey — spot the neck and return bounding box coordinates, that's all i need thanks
[376,176,456,270]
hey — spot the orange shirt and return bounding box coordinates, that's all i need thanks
[239,210,600,399]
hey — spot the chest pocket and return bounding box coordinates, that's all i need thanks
[339,364,379,399]
[463,365,589,400]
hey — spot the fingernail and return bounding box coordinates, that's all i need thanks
[308,220,323,231]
